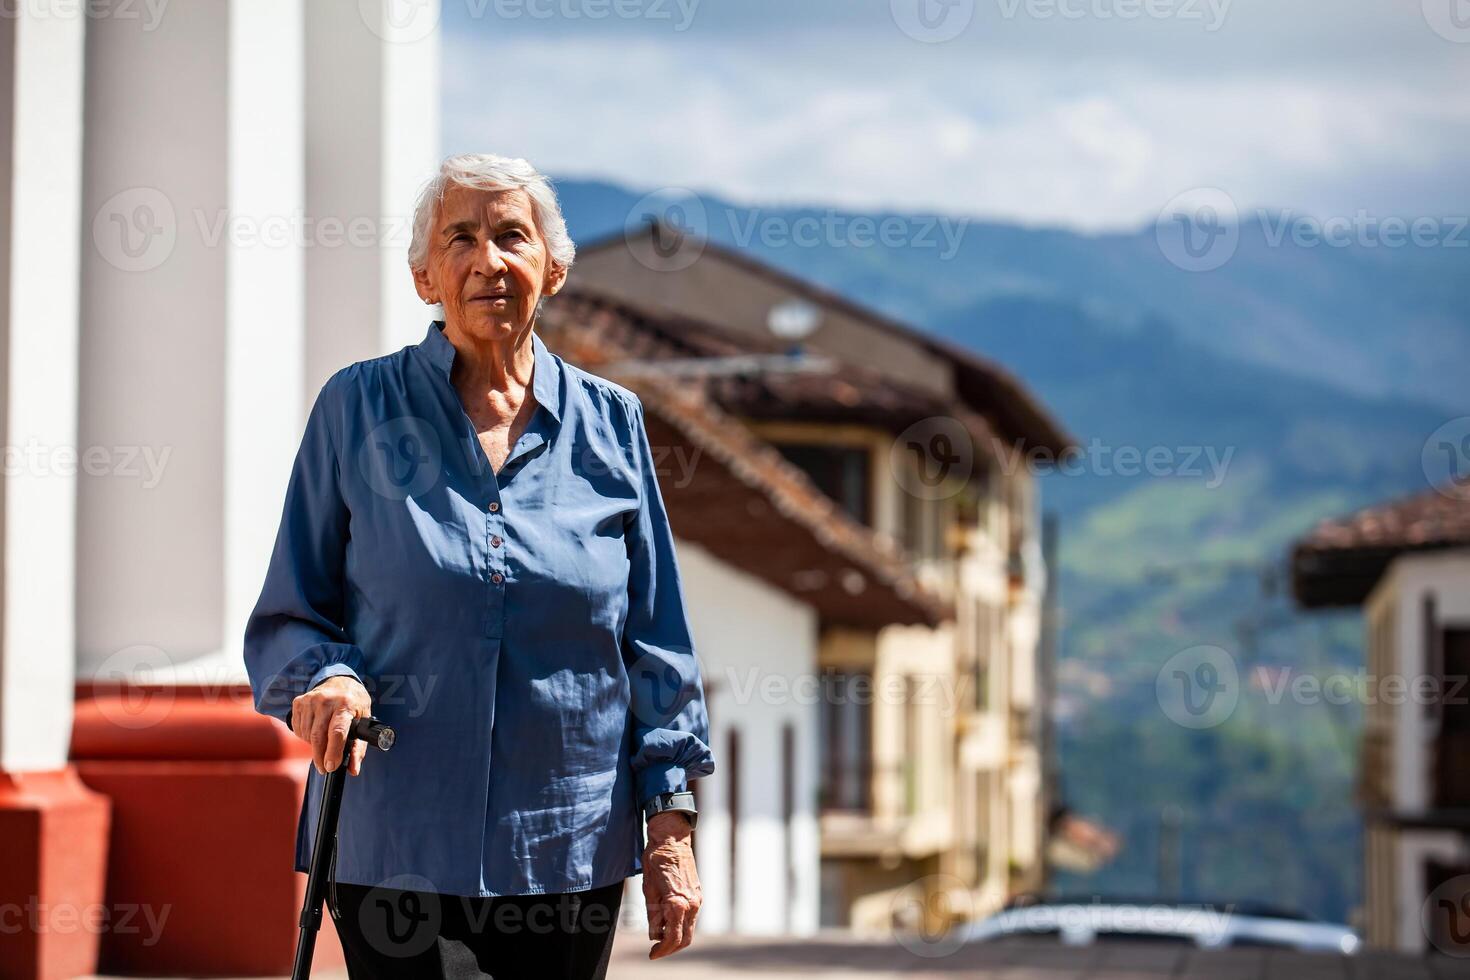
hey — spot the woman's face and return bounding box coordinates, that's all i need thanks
[412,183,566,338]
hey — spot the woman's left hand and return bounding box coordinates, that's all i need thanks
[642,812,702,959]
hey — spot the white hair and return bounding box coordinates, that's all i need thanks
[407,153,576,276]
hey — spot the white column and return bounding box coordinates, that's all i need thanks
[223,0,307,676]
[0,6,86,771]
[304,0,440,397]
[78,0,438,685]
[78,0,308,685]
[77,2,230,680]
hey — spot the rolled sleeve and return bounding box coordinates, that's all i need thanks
[620,395,715,805]
[243,376,366,728]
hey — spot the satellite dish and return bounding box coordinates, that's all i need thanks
[767,299,822,341]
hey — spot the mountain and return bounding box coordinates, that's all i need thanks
[556,178,1469,923]
[557,179,1470,410]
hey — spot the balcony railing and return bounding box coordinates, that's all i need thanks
[819,763,925,818]
[819,762,875,815]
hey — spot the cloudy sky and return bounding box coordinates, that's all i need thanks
[440,0,1470,232]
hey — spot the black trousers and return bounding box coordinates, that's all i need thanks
[329,879,623,980]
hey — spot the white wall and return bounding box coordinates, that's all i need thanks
[672,539,821,935]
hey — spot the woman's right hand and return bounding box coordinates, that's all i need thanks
[291,675,373,776]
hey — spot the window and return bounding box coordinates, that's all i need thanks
[773,443,872,526]
[818,670,873,812]
[1007,472,1031,559]
[1436,625,1470,808]
[904,675,921,814]
[966,462,993,534]
[973,599,992,712]
[902,489,948,561]
[974,771,994,878]
[903,484,926,558]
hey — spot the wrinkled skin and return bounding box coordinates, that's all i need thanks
[642,811,702,959]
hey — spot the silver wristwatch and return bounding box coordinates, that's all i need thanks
[643,790,698,829]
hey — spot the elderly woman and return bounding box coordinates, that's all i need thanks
[244,153,714,979]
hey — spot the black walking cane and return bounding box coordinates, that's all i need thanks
[291,716,397,980]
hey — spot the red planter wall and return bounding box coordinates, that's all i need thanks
[70,685,344,976]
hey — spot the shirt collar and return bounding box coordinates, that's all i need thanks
[419,319,562,424]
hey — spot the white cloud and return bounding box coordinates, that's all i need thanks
[441,24,1470,232]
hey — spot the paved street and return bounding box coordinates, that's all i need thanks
[231,934,1470,979]
[90,933,1470,979]
[602,934,1470,980]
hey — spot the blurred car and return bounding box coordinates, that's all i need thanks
[963,897,1361,955]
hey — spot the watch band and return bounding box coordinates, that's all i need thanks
[643,790,698,829]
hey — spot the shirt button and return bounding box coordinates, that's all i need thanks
[491,536,502,548]
[492,573,503,584]
[489,501,500,512]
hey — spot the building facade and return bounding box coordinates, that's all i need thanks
[567,225,1071,932]
[1293,489,1470,954]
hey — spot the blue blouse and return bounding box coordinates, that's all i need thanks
[243,320,715,897]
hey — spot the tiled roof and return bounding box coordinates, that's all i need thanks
[578,224,1073,456]
[552,287,996,448]
[1291,488,1470,608]
[540,293,952,629]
